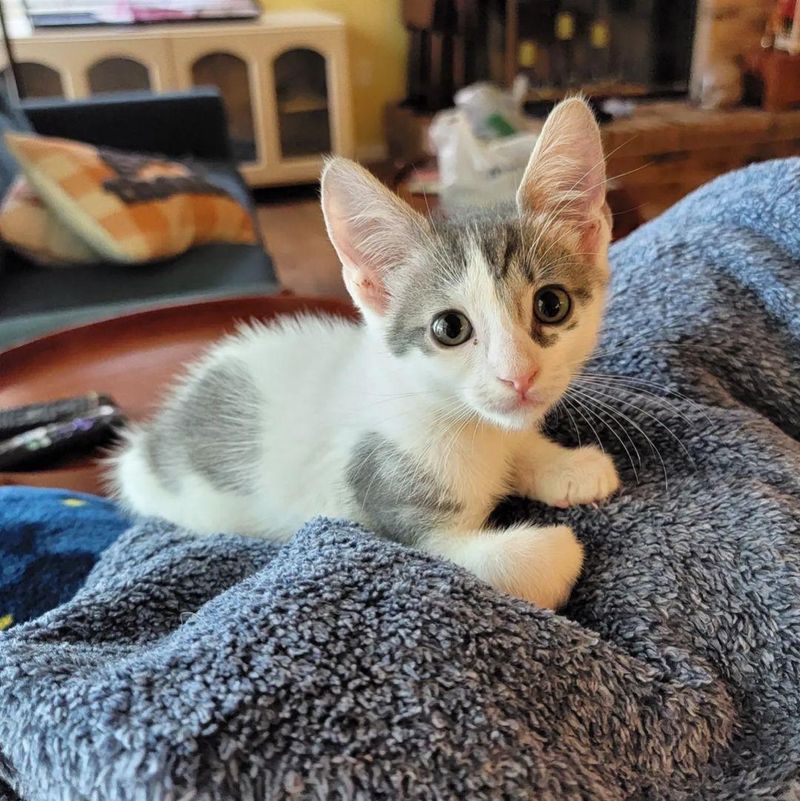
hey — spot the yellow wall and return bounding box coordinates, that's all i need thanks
[262,0,407,159]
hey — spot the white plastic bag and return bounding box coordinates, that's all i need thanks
[429,111,537,211]
[453,77,531,138]
[428,78,538,212]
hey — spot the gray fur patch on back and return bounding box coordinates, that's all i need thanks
[346,432,462,544]
[143,426,181,493]
[145,360,263,495]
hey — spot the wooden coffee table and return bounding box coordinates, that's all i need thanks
[0,293,357,496]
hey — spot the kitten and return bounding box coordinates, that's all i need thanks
[111,97,619,610]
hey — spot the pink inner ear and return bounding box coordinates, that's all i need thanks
[571,173,611,258]
[580,217,602,255]
[323,193,390,316]
[541,148,606,223]
[519,154,606,227]
[337,233,390,315]
[321,156,430,317]
[517,98,607,243]
[350,272,388,314]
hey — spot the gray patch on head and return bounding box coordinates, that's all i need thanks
[145,360,263,495]
[384,217,470,357]
[432,222,470,279]
[478,221,521,280]
[387,324,432,357]
[346,432,463,544]
[387,212,526,357]
[524,226,603,310]
[384,205,603,356]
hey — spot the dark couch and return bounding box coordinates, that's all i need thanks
[0,88,279,348]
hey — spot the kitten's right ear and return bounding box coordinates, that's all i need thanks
[321,157,428,317]
[516,97,610,260]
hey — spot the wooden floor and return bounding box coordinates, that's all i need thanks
[255,186,347,301]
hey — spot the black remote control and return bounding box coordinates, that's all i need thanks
[0,393,116,440]
[0,405,127,471]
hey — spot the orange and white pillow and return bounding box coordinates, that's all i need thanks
[0,132,257,266]
[0,175,96,266]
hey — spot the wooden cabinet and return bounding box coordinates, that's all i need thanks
[2,10,355,186]
[169,34,262,167]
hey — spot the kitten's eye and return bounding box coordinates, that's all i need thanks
[431,310,473,347]
[534,286,571,325]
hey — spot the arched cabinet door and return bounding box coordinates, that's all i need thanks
[191,53,257,164]
[8,62,65,99]
[258,17,354,186]
[171,34,260,168]
[13,35,174,99]
[272,47,331,159]
[88,57,151,94]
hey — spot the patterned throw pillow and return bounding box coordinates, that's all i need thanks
[2,132,258,264]
[0,175,97,266]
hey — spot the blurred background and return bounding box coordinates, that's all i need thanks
[0,0,797,324]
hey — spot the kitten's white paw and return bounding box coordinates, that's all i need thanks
[533,445,620,508]
[430,523,583,610]
[500,524,584,609]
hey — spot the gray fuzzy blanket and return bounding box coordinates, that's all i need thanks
[2,159,800,800]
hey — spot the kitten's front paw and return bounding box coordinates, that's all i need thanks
[533,445,620,508]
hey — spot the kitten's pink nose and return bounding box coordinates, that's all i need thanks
[498,369,538,396]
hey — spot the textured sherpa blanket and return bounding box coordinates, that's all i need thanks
[2,158,800,800]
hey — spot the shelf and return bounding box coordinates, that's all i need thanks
[278,96,328,115]
[523,81,649,103]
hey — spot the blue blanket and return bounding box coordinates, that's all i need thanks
[1,159,799,799]
[0,487,129,630]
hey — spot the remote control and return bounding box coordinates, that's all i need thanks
[0,405,127,471]
[0,393,116,440]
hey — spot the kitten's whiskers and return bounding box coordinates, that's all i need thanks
[560,392,641,482]
[572,383,694,465]
[575,376,696,426]
[566,384,670,492]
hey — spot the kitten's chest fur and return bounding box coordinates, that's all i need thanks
[113,315,514,540]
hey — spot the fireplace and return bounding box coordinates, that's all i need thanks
[403,0,700,112]
[509,0,699,101]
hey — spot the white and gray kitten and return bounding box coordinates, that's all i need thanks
[111,98,619,609]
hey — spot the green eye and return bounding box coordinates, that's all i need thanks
[431,310,473,346]
[534,286,571,325]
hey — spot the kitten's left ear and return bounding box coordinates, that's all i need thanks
[321,157,430,317]
[517,97,611,259]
